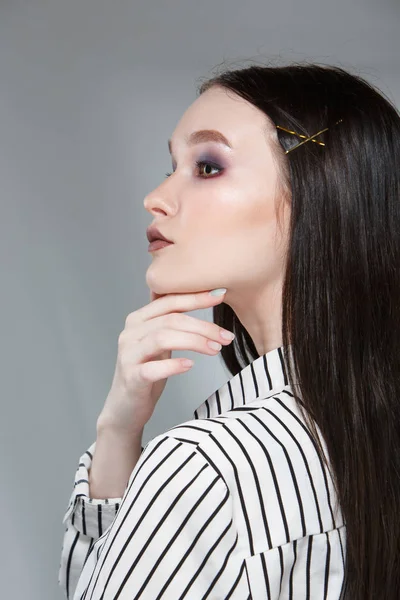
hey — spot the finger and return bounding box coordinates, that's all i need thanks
[124,311,235,348]
[133,329,224,365]
[135,357,194,385]
[143,289,226,321]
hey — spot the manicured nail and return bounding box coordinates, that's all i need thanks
[207,340,222,351]
[209,288,227,296]
[220,330,235,340]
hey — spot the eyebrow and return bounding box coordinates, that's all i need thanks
[168,129,232,155]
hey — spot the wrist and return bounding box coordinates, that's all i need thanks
[96,416,144,441]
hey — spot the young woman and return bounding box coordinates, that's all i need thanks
[59,62,400,599]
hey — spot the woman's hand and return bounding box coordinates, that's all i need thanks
[97,289,235,434]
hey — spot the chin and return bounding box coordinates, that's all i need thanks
[146,265,217,297]
[145,273,174,296]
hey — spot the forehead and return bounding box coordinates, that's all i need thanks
[171,86,274,151]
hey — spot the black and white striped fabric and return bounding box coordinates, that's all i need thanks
[59,345,347,599]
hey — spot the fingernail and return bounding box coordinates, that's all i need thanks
[209,288,227,296]
[220,330,235,340]
[207,340,222,351]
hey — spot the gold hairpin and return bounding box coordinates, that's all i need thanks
[276,119,343,154]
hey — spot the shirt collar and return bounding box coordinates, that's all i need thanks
[193,344,296,420]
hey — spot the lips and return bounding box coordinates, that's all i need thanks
[146,226,173,244]
[148,239,173,252]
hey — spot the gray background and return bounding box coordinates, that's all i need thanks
[0,1,398,598]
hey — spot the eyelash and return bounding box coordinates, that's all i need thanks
[165,160,223,179]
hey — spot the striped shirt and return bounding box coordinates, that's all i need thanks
[59,345,347,599]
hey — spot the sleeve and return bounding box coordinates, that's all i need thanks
[58,440,145,599]
[71,434,248,600]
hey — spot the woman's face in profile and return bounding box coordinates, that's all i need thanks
[144,85,290,301]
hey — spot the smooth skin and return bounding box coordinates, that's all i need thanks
[91,86,290,497]
[98,85,290,434]
[98,289,235,433]
[144,85,290,358]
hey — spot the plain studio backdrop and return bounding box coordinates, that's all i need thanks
[0,1,398,598]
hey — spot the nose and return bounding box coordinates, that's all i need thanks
[143,191,169,217]
[143,178,176,216]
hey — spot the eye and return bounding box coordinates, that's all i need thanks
[195,160,222,178]
[165,160,223,179]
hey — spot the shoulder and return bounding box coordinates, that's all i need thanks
[138,390,344,553]
[164,388,315,460]
[145,389,325,490]
[175,388,341,520]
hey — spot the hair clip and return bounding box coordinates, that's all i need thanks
[276,119,343,154]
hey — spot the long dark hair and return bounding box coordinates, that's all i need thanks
[197,62,400,598]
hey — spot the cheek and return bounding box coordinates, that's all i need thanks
[203,188,278,242]
[183,174,281,252]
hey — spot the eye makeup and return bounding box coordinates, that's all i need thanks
[165,153,226,179]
